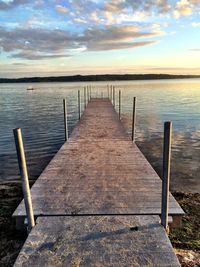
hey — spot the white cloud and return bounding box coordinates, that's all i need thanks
[0,24,164,59]
[55,5,69,14]
[191,22,200,27]
[73,17,87,24]
[174,0,193,18]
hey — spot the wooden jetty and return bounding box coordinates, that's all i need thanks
[13,98,184,266]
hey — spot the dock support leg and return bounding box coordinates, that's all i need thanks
[119,90,121,119]
[132,97,136,142]
[63,98,68,142]
[87,86,90,103]
[113,86,115,107]
[84,87,86,109]
[78,90,81,120]
[161,121,172,231]
[13,128,35,232]
[170,215,182,228]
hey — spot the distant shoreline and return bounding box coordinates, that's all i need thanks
[0,74,200,83]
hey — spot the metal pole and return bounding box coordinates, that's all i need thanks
[84,87,86,109]
[132,97,136,142]
[119,90,121,119]
[78,90,81,120]
[13,128,35,232]
[113,86,115,107]
[87,86,89,102]
[161,121,172,231]
[63,98,68,142]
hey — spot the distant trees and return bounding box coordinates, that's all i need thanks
[0,74,199,83]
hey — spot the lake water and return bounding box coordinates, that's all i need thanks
[0,79,200,193]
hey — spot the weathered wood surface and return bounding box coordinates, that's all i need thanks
[14,215,180,267]
[13,98,184,217]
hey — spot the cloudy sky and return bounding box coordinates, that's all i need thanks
[0,0,200,78]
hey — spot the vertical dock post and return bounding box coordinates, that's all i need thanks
[132,97,136,142]
[78,90,81,120]
[113,86,115,107]
[63,98,68,142]
[90,86,92,100]
[13,128,35,232]
[107,85,109,99]
[161,121,172,231]
[110,85,113,103]
[84,87,86,109]
[119,90,121,119]
[87,86,89,103]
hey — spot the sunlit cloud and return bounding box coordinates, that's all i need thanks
[55,5,69,14]
[0,24,163,59]
[173,0,193,18]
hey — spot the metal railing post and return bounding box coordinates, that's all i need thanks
[161,121,172,231]
[132,97,136,142]
[13,128,35,232]
[63,98,68,141]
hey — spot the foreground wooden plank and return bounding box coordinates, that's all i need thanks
[14,216,180,267]
[13,139,183,216]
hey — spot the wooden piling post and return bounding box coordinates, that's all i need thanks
[161,121,172,231]
[107,85,109,99]
[132,97,136,142]
[119,90,121,119]
[78,90,81,120]
[110,86,113,103]
[86,85,89,103]
[113,86,115,107]
[88,86,90,102]
[63,98,68,142]
[90,86,92,99]
[84,87,86,109]
[13,128,35,232]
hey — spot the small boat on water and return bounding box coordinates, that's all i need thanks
[27,86,35,91]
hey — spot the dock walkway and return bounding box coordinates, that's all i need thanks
[14,98,183,266]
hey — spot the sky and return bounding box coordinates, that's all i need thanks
[0,0,200,78]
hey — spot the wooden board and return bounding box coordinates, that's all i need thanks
[13,99,184,217]
[14,215,180,267]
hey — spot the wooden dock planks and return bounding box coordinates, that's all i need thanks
[13,98,183,266]
[14,216,180,267]
[13,98,184,217]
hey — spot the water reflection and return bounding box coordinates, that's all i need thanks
[122,113,200,193]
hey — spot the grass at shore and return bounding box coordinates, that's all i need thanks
[0,183,26,267]
[0,182,199,266]
[169,192,200,267]
[170,192,200,250]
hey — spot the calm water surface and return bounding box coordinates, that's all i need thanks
[0,79,200,192]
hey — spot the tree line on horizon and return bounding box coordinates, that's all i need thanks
[0,74,199,83]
